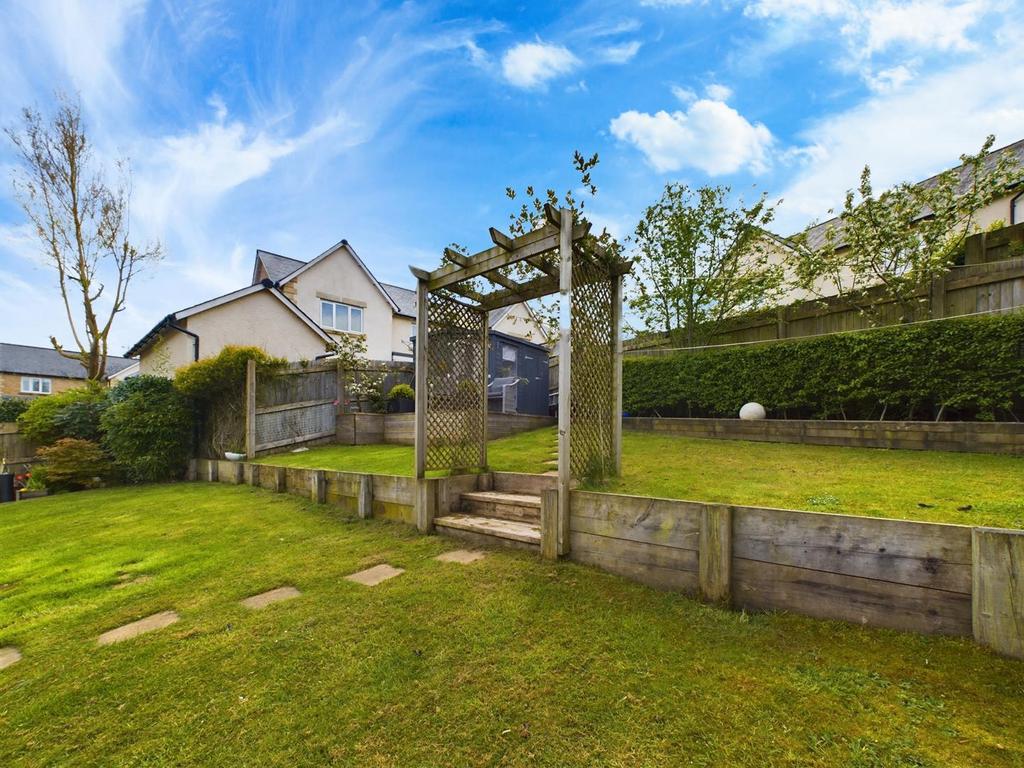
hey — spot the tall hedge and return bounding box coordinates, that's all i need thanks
[623,312,1024,421]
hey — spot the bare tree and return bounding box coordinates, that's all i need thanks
[6,95,161,380]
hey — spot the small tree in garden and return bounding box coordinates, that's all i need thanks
[17,384,107,445]
[34,438,113,490]
[629,183,784,347]
[6,95,162,380]
[792,135,1022,323]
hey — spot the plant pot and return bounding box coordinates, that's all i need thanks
[224,452,245,462]
[0,473,14,503]
[17,488,49,501]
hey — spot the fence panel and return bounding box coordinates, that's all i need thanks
[253,364,338,453]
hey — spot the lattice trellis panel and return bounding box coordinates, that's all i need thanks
[425,293,486,472]
[569,259,615,483]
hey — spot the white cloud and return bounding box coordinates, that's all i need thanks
[863,0,986,53]
[599,40,642,64]
[671,85,697,104]
[501,41,580,89]
[705,83,733,101]
[773,49,1024,233]
[865,63,915,92]
[610,99,774,175]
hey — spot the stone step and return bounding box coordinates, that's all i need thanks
[460,490,541,523]
[434,514,540,551]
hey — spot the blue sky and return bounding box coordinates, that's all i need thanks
[1,0,1023,354]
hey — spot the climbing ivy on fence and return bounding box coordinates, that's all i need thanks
[622,312,1024,421]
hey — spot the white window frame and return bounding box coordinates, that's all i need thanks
[319,299,364,333]
[20,376,52,394]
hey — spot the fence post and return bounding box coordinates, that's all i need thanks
[929,274,947,319]
[245,359,257,459]
[972,527,1024,659]
[358,474,373,519]
[311,470,326,504]
[699,504,732,604]
[415,477,437,534]
[540,488,559,560]
[776,307,788,339]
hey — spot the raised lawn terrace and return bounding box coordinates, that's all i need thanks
[2,483,1023,766]
[258,427,1024,528]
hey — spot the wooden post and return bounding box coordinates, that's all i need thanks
[274,466,286,493]
[415,477,437,534]
[540,488,559,560]
[245,359,257,459]
[186,459,197,481]
[209,460,219,483]
[557,206,573,557]
[231,462,244,485]
[610,273,623,477]
[776,307,788,340]
[699,504,732,604]
[972,527,1024,659]
[414,278,429,479]
[311,470,326,504]
[479,308,489,470]
[929,274,947,319]
[358,474,373,519]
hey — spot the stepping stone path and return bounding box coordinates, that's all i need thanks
[345,564,404,586]
[435,549,485,564]
[0,647,21,671]
[97,611,180,646]
[241,586,301,610]
[113,574,153,590]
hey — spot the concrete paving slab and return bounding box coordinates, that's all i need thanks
[435,549,486,564]
[97,611,180,646]
[0,647,21,671]
[345,564,404,586]
[241,586,301,610]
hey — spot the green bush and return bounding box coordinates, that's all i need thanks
[174,346,285,402]
[0,397,29,422]
[17,385,107,445]
[35,438,113,491]
[623,312,1024,422]
[387,383,415,402]
[102,376,194,483]
[174,346,285,456]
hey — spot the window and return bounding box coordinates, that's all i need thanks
[499,343,517,378]
[21,377,52,394]
[319,300,364,333]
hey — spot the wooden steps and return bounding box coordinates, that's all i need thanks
[461,490,541,523]
[434,513,540,551]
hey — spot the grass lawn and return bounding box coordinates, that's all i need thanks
[1,483,1023,767]
[260,427,1024,528]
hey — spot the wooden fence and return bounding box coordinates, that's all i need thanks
[628,227,1024,353]
[0,423,37,470]
[191,459,1024,659]
[624,417,1024,455]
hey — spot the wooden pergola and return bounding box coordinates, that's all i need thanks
[410,205,632,555]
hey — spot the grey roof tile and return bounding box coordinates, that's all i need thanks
[0,343,135,380]
[255,250,306,283]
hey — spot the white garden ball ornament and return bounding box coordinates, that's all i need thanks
[739,402,766,420]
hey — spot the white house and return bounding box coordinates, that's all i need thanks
[127,239,549,375]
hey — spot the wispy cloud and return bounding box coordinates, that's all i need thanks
[501,40,580,89]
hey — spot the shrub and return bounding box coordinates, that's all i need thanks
[102,376,194,483]
[174,346,285,455]
[387,383,415,402]
[17,385,107,445]
[35,438,113,490]
[0,397,29,422]
[623,312,1024,422]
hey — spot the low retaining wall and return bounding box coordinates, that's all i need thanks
[189,460,1024,659]
[352,412,556,446]
[567,491,1024,658]
[624,417,1024,455]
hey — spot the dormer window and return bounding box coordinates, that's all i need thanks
[320,299,363,333]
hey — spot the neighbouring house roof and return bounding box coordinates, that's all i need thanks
[252,250,306,284]
[793,137,1024,252]
[276,240,403,315]
[0,343,135,380]
[380,282,417,318]
[124,279,334,358]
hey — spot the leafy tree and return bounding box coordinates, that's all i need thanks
[17,384,107,445]
[6,95,161,380]
[629,183,784,347]
[792,135,1022,323]
[0,398,29,423]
